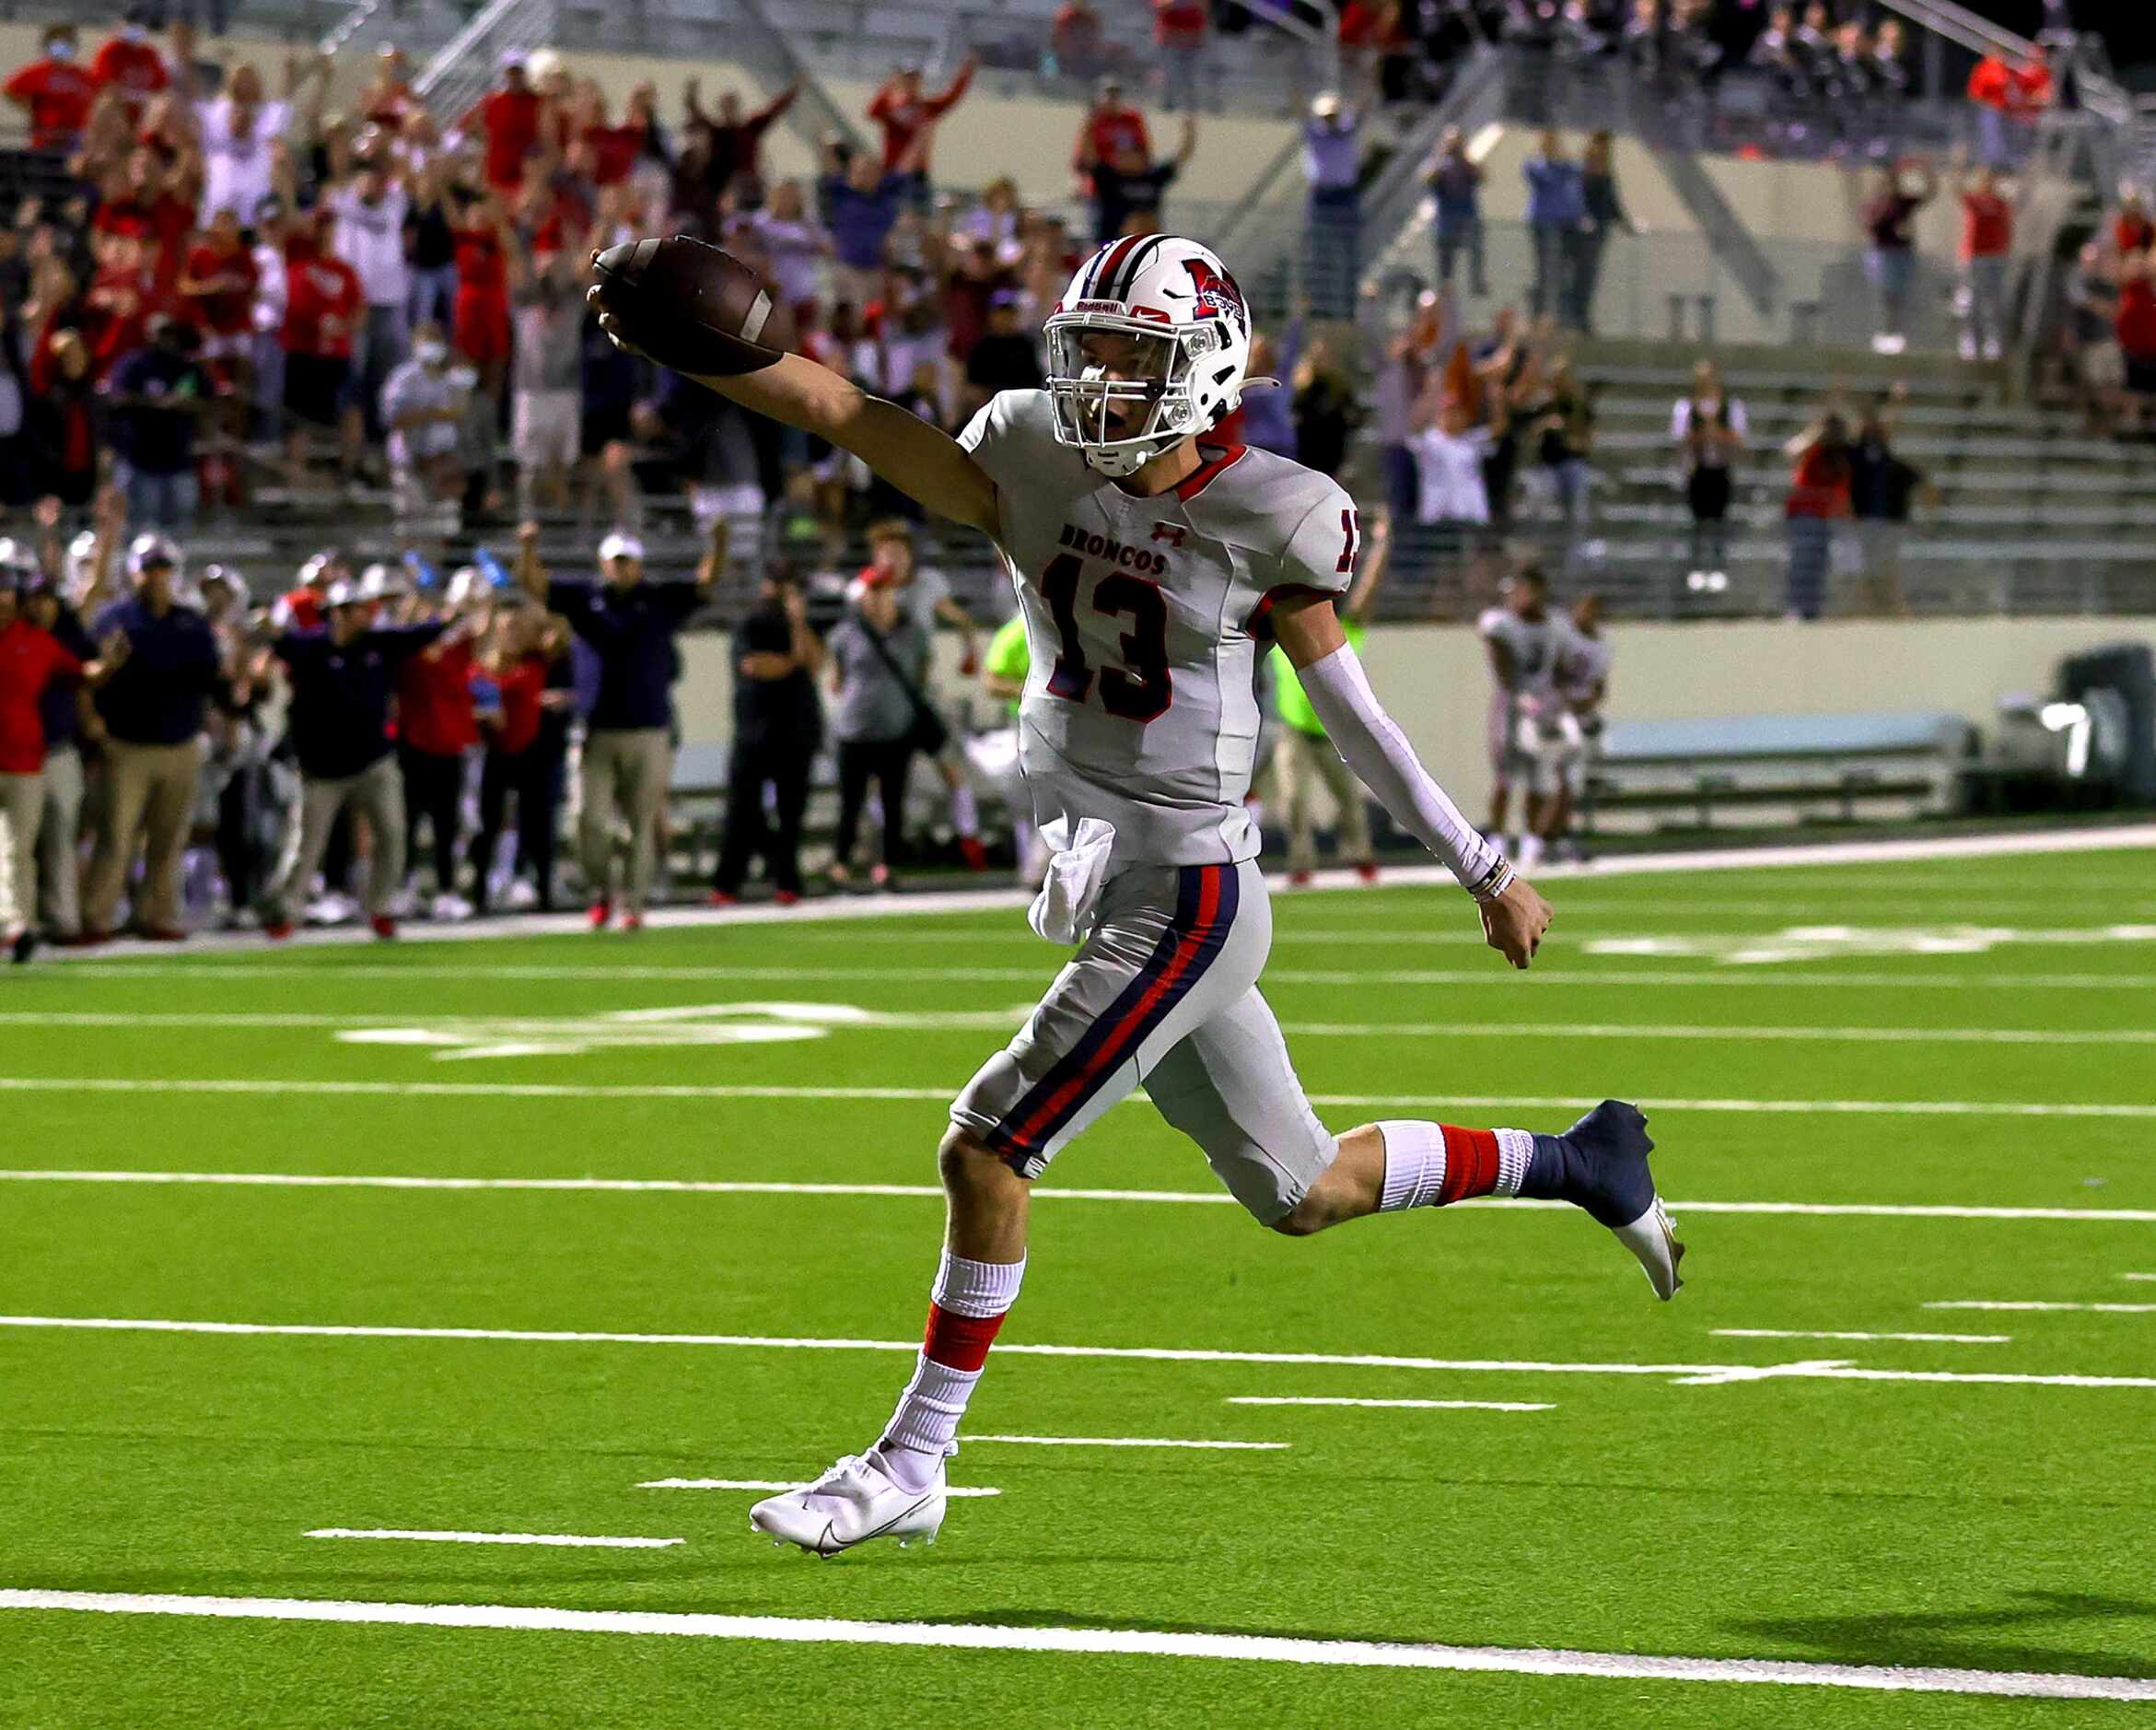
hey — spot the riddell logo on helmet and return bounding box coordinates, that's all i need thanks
[1069,298,1126,314]
[1182,259,1246,332]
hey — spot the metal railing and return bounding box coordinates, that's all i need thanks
[414,0,561,127]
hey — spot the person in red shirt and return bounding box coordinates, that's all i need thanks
[467,598,567,914]
[451,192,514,393]
[460,53,546,193]
[281,206,364,485]
[867,53,975,200]
[1051,1,1106,87]
[81,233,162,380]
[178,205,259,363]
[0,575,105,963]
[2112,191,2154,259]
[6,22,96,152]
[88,17,168,117]
[1783,405,1853,620]
[1073,78,1150,186]
[1153,0,1208,111]
[1955,159,2013,362]
[2115,250,2156,430]
[394,591,481,918]
[273,549,348,634]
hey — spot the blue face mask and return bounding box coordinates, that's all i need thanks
[47,37,76,60]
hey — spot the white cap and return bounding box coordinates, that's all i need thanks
[597,530,645,564]
[127,532,181,577]
[323,578,363,610]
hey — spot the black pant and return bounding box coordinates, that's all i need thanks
[832,737,915,870]
[215,766,261,912]
[715,735,815,896]
[469,744,563,911]
[398,744,465,892]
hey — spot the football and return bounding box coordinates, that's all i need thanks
[589,235,786,377]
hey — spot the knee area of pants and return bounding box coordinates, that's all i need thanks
[1268,1197,1329,1237]
[938,1127,1014,1194]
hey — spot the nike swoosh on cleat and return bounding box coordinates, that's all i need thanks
[816,1492,938,1557]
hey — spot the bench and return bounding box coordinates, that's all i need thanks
[1584,709,1975,833]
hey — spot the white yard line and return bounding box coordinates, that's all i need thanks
[961,1434,1288,1451]
[303,1529,680,1549]
[1233,1389,1552,1397]
[2,1591,2151,1701]
[637,1479,1001,1497]
[6,1077,2154,1119]
[6,1011,2150,1047]
[2123,1274,2156,1282]
[1926,1302,2156,1315]
[2,1170,2152,1224]
[42,963,2156,989]
[5,1315,2154,1390]
[1712,1329,2010,1345]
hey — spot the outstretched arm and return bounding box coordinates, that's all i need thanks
[1272,593,1551,968]
[623,339,997,537]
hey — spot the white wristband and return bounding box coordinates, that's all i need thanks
[1293,642,1508,895]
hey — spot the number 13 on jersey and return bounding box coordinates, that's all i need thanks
[1038,552,1173,723]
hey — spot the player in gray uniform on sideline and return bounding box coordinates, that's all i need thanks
[591,230,1684,1561]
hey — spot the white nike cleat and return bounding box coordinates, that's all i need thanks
[1614,1197,1686,1301]
[749,1453,945,1558]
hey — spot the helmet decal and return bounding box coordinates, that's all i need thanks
[1182,258,1247,335]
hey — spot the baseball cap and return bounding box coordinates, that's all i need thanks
[597,530,645,564]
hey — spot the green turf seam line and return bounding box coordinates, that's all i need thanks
[1,1592,2150,1701]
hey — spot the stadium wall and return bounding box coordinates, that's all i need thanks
[676,615,2149,821]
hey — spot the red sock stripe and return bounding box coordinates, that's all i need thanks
[1437,1125,1501,1205]
[922,1302,1007,1373]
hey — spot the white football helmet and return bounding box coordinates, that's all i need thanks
[1044,234,1253,477]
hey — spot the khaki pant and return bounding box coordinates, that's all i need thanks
[1276,726,1372,873]
[0,771,41,936]
[38,745,84,937]
[580,727,670,912]
[85,737,203,935]
[263,755,406,923]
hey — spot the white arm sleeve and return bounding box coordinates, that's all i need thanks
[1295,642,1511,897]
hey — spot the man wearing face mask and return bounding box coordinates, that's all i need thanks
[5,24,96,153]
[88,13,169,120]
[380,321,467,509]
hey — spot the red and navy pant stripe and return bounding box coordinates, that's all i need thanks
[985,863,1240,1175]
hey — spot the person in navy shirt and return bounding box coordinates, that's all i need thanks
[519,523,716,929]
[258,579,467,940]
[84,534,224,941]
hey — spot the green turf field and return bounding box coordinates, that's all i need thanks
[3,840,2154,1726]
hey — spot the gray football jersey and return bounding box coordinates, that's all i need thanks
[959,389,1358,866]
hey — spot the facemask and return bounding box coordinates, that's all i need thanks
[47,38,75,60]
[121,23,146,41]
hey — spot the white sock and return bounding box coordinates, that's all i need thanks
[876,1250,1025,1490]
[1377,1120,1537,1210]
[949,783,980,838]
[1519,832,1545,868]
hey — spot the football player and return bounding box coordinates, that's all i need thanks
[1476,566,1562,867]
[592,232,1682,1559]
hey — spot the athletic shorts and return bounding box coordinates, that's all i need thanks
[950,859,1337,1224]
[513,388,581,471]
